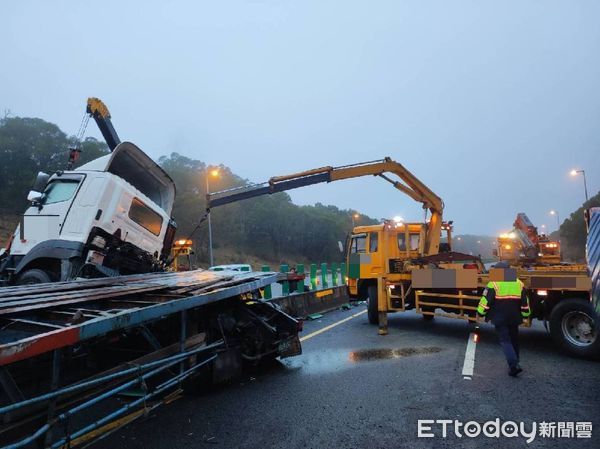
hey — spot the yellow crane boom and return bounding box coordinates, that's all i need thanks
[207,157,445,255]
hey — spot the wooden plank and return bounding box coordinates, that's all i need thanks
[0,270,229,299]
[0,284,161,312]
[0,286,161,316]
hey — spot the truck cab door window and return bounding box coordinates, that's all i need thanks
[397,233,406,251]
[41,180,80,205]
[369,232,378,253]
[409,233,420,251]
[350,234,367,254]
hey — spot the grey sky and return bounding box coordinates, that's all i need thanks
[2,1,599,236]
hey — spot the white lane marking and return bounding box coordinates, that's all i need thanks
[300,309,368,342]
[461,332,477,378]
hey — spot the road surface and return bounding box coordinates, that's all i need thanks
[96,304,600,448]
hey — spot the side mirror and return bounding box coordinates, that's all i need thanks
[33,172,50,192]
[27,190,43,203]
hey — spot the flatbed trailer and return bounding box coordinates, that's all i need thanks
[368,264,597,358]
[0,270,301,448]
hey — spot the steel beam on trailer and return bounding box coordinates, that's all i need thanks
[0,339,219,417]
[0,272,278,366]
[44,349,61,447]
[180,311,187,375]
[140,326,162,351]
[0,366,24,405]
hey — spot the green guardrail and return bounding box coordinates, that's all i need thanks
[262,265,272,299]
[296,264,305,293]
[280,264,289,296]
[320,263,328,289]
[261,261,346,299]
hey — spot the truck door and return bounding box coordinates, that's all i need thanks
[367,231,383,275]
[14,175,83,254]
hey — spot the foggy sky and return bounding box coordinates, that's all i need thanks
[2,1,599,238]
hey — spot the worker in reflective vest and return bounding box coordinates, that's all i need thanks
[477,275,531,376]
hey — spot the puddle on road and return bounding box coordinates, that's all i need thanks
[349,347,442,362]
[282,346,444,375]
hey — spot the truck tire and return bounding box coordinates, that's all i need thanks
[367,285,379,325]
[17,269,53,285]
[549,298,600,359]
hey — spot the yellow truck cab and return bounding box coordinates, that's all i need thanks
[347,219,452,300]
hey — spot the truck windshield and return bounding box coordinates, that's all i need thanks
[350,234,367,253]
[41,180,79,205]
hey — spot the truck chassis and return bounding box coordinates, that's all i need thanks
[367,266,597,359]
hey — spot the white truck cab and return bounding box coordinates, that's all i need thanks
[0,142,177,285]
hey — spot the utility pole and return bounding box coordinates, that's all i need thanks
[570,169,589,202]
[206,168,220,266]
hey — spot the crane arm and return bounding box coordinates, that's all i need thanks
[86,97,121,151]
[209,157,442,213]
[208,157,445,254]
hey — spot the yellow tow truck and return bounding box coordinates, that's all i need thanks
[207,157,598,359]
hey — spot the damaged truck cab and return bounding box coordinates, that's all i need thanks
[0,142,177,285]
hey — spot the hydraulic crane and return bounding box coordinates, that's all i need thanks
[207,157,446,255]
[497,212,561,265]
[67,97,122,169]
[85,97,121,151]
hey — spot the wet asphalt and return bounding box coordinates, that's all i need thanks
[95,304,600,449]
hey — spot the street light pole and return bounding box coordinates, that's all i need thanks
[206,172,214,267]
[582,170,589,202]
[550,210,560,231]
[571,169,589,202]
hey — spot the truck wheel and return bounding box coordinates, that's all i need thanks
[17,269,53,285]
[367,285,379,325]
[550,298,600,359]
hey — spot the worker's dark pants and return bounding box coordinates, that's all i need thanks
[495,325,520,368]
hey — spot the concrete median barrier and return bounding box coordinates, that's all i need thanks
[270,286,351,319]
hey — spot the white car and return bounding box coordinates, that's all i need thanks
[208,264,252,272]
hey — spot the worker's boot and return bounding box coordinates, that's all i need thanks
[508,364,523,377]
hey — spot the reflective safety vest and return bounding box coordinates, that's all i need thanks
[477,280,531,318]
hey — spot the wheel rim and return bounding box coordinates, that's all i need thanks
[561,311,597,347]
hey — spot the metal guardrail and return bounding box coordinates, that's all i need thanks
[2,341,223,449]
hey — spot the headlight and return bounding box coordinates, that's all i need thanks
[91,236,106,249]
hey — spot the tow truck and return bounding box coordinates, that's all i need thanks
[496,213,562,265]
[208,160,598,359]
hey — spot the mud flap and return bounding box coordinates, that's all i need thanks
[278,335,302,358]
